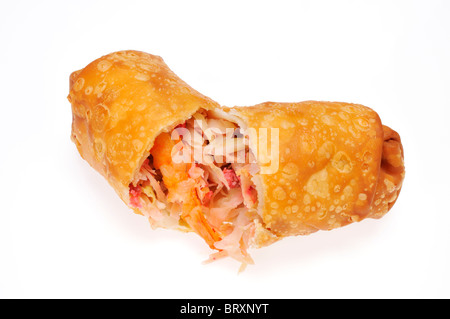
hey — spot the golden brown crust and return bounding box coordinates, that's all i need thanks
[225,101,404,238]
[68,50,219,204]
[68,51,405,250]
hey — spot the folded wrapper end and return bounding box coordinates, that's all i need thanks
[69,69,82,92]
[68,69,85,156]
[369,125,405,219]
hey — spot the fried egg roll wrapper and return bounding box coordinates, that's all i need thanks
[68,50,219,205]
[68,50,405,251]
[222,102,404,239]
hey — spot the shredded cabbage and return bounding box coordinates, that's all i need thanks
[130,110,263,268]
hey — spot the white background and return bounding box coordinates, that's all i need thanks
[1,0,449,299]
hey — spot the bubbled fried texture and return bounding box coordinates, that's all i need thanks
[68,51,219,190]
[228,101,404,238]
[68,51,405,247]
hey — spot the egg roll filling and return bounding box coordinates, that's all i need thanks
[129,110,263,265]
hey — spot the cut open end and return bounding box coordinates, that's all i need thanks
[127,109,274,266]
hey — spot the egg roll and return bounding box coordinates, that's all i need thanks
[217,102,404,241]
[68,50,405,266]
[68,50,219,233]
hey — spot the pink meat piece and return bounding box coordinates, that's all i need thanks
[223,167,240,189]
[129,184,142,208]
